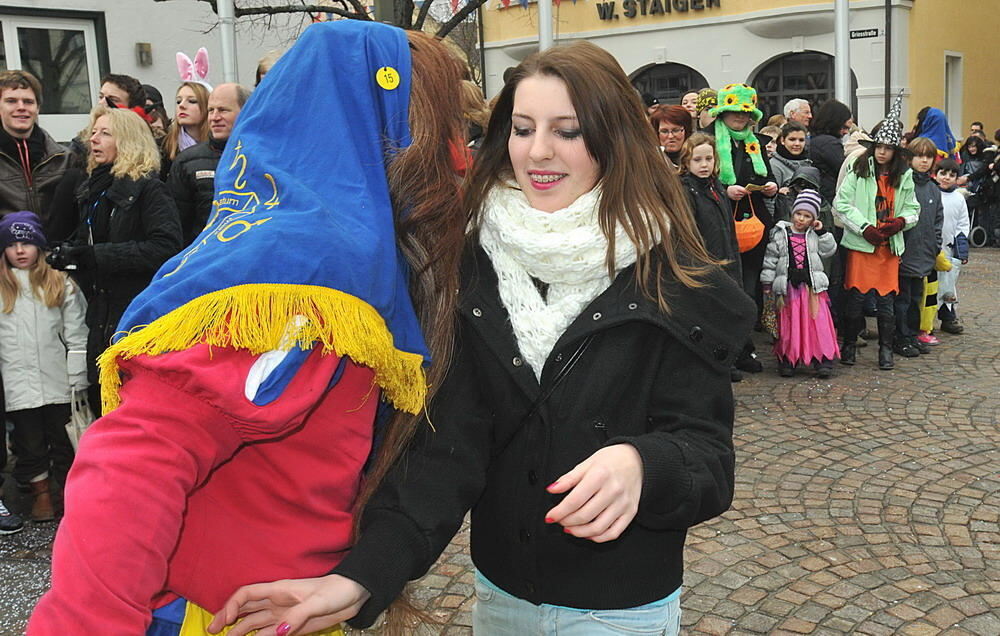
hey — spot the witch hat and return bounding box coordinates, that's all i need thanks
[872,89,905,147]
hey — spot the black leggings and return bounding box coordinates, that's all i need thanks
[8,404,74,487]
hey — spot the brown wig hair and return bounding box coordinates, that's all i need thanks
[351,30,467,633]
[1,247,67,313]
[163,81,211,160]
[466,41,712,310]
[907,136,938,159]
[678,132,719,176]
[0,70,42,106]
[650,104,693,140]
[851,141,911,188]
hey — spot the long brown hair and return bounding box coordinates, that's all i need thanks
[1,248,67,313]
[464,41,713,310]
[162,81,211,160]
[352,30,467,632]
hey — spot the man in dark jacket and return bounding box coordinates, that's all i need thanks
[0,70,75,223]
[167,83,250,245]
[896,138,944,356]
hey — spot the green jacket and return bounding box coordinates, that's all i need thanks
[834,156,920,255]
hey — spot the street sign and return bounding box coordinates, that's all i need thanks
[850,28,880,39]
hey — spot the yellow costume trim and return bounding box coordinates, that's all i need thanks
[180,601,345,636]
[98,283,426,416]
[920,274,939,333]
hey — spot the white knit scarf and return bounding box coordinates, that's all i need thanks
[479,183,638,379]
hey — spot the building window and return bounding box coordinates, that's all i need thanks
[944,52,963,136]
[0,13,103,141]
[631,63,709,106]
[751,51,858,123]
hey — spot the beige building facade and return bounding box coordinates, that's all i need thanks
[481,0,1000,135]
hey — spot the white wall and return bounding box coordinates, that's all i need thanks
[483,1,913,130]
[7,0,307,138]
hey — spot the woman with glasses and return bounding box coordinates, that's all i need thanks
[650,105,692,171]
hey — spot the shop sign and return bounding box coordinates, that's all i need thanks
[597,0,721,21]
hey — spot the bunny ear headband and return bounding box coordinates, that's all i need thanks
[177,47,212,90]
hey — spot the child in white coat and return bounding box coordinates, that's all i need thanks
[761,190,840,377]
[0,212,88,522]
[934,159,970,334]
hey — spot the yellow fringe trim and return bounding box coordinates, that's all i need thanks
[98,283,426,416]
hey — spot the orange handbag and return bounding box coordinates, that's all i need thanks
[733,196,765,253]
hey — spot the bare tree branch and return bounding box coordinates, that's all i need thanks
[413,0,434,31]
[435,0,487,38]
[234,4,370,19]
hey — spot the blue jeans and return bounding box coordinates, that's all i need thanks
[473,572,681,635]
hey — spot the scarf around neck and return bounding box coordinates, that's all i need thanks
[714,119,768,186]
[478,183,639,379]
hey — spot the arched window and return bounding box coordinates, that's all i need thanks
[631,63,709,106]
[751,52,858,123]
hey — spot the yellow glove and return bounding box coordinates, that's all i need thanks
[935,250,953,272]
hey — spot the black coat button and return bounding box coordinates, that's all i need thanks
[713,346,729,361]
[527,470,538,485]
[689,326,704,342]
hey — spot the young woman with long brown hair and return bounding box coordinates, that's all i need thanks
[211,40,754,636]
[29,22,466,635]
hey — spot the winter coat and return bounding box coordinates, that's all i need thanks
[0,269,88,411]
[71,173,183,382]
[681,173,742,284]
[166,139,225,245]
[834,157,920,255]
[760,222,837,295]
[724,134,776,261]
[773,164,824,225]
[900,171,944,278]
[940,188,970,259]
[0,126,76,223]
[808,133,845,206]
[334,244,756,628]
[769,151,812,190]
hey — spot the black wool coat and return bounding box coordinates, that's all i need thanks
[335,244,756,628]
[166,139,225,246]
[72,173,183,383]
[683,172,743,285]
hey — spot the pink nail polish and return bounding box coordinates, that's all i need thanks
[546,481,559,490]
[545,516,554,523]
[276,623,291,636]
[563,527,572,534]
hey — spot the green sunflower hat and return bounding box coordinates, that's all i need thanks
[709,83,763,122]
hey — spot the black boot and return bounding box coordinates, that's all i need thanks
[877,314,895,370]
[840,316,862,366]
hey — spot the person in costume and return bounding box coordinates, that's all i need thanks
[760,190,840,378]
[834,92,920,371]
[934,158,970,335]
[210,40,755,636]
[28,21,466,635]
[709,83,778,373]
[911,106,960,160]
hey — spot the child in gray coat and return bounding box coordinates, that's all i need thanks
[761,190,840,377]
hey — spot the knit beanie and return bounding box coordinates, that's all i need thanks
[695,88,718,115]
[0,211,47,249]
[792,189,822,220]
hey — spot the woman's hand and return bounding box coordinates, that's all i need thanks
[727,185,748,201]
[762,182,778,197]
[207,575,371,636]
[544,444,643,544]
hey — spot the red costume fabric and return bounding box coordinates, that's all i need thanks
[29,344,377,634]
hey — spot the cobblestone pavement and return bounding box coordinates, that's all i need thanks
[2,251,998,635]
